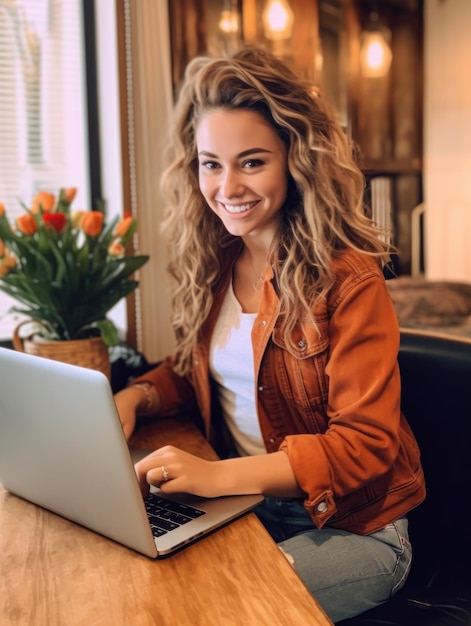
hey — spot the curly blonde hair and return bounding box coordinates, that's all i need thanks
[160,46,391,376]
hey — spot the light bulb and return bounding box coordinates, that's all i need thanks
[218,9,239,35]
[360,29,392,77]
[262,0,294,41]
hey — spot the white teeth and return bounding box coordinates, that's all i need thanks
[223,202,255,214]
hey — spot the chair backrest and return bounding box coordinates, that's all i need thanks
[398,329,471,585]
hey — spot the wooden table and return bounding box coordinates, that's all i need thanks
[0,417,332,626]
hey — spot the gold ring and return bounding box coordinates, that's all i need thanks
[161,465,170,482]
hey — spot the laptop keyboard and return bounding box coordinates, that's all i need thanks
[145,493,206,537]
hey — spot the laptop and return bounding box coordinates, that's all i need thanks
[0,348,263,558]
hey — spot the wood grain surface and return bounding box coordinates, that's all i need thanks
[0,417,332,626]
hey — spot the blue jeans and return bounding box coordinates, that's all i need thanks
[254,497,411,623]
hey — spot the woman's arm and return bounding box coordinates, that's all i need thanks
[114,358,199,440]
[114,383,161,441]
[134,445,305,499]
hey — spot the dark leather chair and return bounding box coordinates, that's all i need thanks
[338,329,471,626]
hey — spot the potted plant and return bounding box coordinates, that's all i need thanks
[0,188,149,378]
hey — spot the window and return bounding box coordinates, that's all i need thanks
[0,0,90,339]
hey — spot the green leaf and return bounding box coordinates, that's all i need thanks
[89,319,118,346]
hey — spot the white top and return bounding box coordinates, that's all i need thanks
[209,284,266,457]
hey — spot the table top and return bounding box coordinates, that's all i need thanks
[0,417,332,626]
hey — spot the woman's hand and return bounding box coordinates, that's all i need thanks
[114,388,141,441]
[134,446,304,500]
[134,445,223,498]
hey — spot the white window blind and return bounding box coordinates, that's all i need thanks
[0,0,90,340]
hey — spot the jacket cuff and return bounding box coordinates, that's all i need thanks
[279,436,338,527]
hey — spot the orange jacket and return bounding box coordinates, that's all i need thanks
[135,248,425,535]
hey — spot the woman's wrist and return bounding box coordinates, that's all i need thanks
[127,381,160,415]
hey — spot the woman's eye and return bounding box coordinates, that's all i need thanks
[242,158,264,168]
[200,160,220,170]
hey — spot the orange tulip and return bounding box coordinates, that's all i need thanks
[0,238,5,257]
[0,251,17,277]
[63,187,77,204]
[32,191,55,213]
[0,202,5,217]
[16,213,38,235]
[108,241,125,257]
[81,211,104,237]
[115,213,134,238]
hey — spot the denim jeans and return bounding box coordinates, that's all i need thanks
[254,497,411,623]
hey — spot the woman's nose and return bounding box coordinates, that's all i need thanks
[220,168,244,198]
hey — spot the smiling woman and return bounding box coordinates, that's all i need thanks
[113,46,425,622]
[196,107,290,316]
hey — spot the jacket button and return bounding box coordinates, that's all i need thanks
[298,339,307,349]
[258,386,264,391]
[260,320,267,327]
[269,438,275,444]
[316,501,328,513]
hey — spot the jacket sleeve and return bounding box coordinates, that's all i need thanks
[130,356,199,418]
[279,268,402,527]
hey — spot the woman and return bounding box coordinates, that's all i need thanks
[114,47,425,622]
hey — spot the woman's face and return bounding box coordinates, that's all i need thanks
[196,108,289,243]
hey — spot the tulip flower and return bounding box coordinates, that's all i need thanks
[0,251,17,277]
[0,238,5,257]
[16,213,38,235]
[32,191,55,213]
[43,212,67,233]
[0,203,5,217]
[115,212,134,238]
[71,210,85,229]
[81,211,104,237]
[108,241,125,257]
[62,188,77,204]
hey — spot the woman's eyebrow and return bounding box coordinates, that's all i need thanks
[239,148,273,157]
[198,148,273,158]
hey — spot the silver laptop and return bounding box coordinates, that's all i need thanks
[0,348,263,558]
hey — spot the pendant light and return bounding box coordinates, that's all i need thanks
[262,0,294,41]
[359,10,392,78]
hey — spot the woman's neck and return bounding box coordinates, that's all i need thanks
[232,246,269,314]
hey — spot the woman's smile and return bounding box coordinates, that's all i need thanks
[219,200,259,214]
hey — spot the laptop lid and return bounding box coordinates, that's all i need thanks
[0,348,263,557]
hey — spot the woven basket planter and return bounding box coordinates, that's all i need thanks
[12,321,111,381]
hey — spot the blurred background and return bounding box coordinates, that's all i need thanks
[1,0,470,360]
